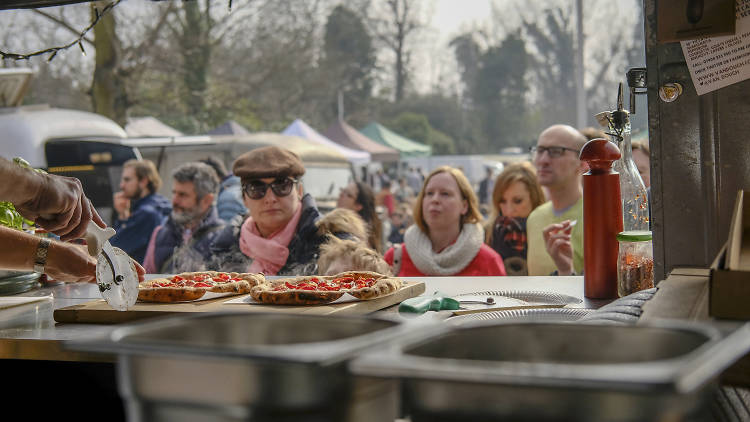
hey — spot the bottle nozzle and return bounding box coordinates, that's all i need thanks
[612,82,629,129]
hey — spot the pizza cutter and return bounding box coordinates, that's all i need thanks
[84,221,139,311]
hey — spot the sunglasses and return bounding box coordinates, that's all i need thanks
[529,145,580,159]
[242,178,298,200]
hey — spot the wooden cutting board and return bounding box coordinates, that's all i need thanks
[54,281,425,324]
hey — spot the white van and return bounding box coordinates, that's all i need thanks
[0,68,139,223]
[0,108,138,224]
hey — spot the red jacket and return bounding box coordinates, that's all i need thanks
[384,243,507,277]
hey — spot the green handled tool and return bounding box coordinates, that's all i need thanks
[399,292,461,314]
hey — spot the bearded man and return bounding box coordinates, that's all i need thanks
[143,162,225,273]
[111,159,171,263]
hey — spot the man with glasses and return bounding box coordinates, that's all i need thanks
[526,125,589,276]
[210,146,356,275]
[142,162,224,274]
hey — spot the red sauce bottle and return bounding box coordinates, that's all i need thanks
[579,138,623,299]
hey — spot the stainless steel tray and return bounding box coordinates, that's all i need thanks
[449,307,592,325]
[351,320,750,422]
[69,312,412,421]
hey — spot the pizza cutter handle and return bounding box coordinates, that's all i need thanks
[84,221,116,257]
[399,294,461,314]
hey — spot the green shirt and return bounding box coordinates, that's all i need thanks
[526,198,584,276]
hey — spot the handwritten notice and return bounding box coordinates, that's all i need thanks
[682,0,750,95]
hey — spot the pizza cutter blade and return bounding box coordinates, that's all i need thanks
[85,221,138,311]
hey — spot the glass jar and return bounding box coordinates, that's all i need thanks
[616,231,654,297]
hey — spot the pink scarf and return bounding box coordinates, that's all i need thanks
[239,204,303,275]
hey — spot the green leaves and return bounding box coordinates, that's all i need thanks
[1,157,38,231]
[0,202,24,231]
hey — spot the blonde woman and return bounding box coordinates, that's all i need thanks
[384,166,506,276]
[317,236,392,276]
[485,162,546,275]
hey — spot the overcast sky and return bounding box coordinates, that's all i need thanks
[431,0,492,36]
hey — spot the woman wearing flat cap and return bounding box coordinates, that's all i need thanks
[209,146,358,275]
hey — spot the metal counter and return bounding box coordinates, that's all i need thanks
[0,275,599,362]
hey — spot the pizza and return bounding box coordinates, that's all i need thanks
[138,271,265,303]
[250,271,403,305]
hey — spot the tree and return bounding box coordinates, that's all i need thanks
[521,7,577,126]
[90,2,127,125]
[128,0,264,133]
[449,31,530,152]
[472,33,529,150]
[206,0,328,131]
[367,0,425,102]
[321,5,376,122]
[22,1,176,126]
[388,112,455,154]
[516,1,644,131]
[449,33,481,107]
[174,1,212,132]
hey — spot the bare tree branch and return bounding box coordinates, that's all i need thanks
[122,2,175,66]
[32,9,94,46]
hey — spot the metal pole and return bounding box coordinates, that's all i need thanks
[338,90,344,121]
[576,0,586,128]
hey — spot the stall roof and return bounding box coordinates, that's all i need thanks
[207,120,251,136]
[125,117,182,137]
[282,118,370,166]
[323,119,399,162]
[360,122,432,157]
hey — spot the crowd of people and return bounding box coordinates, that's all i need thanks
[0,123,651,283]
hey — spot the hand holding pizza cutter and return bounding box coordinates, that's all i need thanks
[84,221,139,311]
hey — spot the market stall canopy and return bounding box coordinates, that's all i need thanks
[207,120,251,136]
[324,119,399,163]
[361,122,432,157]
[282,118,370,166]
[125,117,182,137]
[0,68,33,107]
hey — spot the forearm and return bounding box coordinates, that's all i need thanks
[0,158,43,206]
[0,225,40,271]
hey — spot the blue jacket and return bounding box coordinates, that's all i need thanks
[217,175,247,222]
[152,207,225,273]
[111,193,171,264]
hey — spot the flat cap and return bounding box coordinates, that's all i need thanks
[233,146,305,180]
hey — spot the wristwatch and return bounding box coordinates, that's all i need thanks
[33,237,51,274]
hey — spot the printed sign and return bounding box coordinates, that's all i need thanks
[681,0,750,95]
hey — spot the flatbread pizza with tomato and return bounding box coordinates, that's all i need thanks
[250,271,403,305]
[138,271,265,303]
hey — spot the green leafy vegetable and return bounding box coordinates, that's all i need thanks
[0,202,24,230]
[0,157,40,230]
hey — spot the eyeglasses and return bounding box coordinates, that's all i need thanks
[529,145,580,159]
[242,178,298,200]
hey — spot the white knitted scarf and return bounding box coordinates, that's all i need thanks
[403,223,483,276]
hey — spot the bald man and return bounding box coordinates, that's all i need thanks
[526,125,589,276]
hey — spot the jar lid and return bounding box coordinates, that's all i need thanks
[616,230,652,242]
